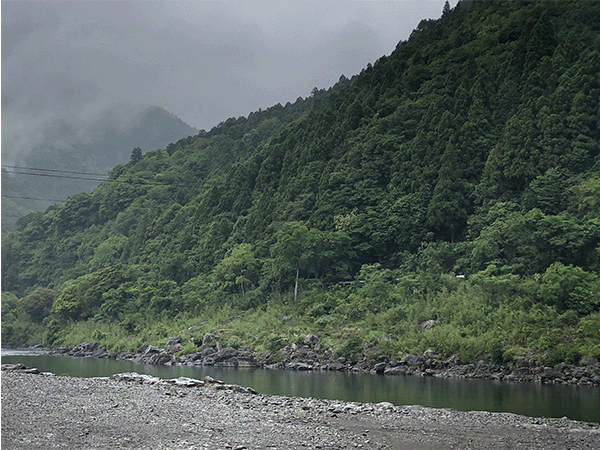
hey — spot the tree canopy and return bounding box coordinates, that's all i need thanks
[3,0,600,365]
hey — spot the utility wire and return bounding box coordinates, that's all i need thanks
[2,165,195,185]
[2,195,64,203]
[1,165,109,177]
[3,170,107,182]
[2,165,203,205]
[3,169,190,187]
[2,165,203,185]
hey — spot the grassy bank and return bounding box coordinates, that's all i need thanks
[4,271,600,368]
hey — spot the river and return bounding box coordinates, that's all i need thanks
[2,349,599,423]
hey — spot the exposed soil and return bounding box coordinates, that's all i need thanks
[2,370,600,449]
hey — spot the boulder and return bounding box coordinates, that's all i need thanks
[304,334,319,346]
[214,347,238,362]
[582,357,599,367]
[515,357,530,368]
[288,362,313,371]
[325,362,345,371]
[165,337,182,354]
[373,362,387,374]
[144,353,173,365]
[69,342,100,356]
[404,354,424,367]
[202,333,218,346]
[2,363,26,371]
[420,320,436,332]
[423,349,440,359]
[164,377,204,388]
[445,354,462,366]
[377,354,390,363]
[110,372,161,384]
[198,347,216,357]
[384,365,408,375]
[139,343,161,355]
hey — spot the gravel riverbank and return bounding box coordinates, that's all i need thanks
[2,369,600,449]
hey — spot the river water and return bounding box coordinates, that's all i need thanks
[2,350,599,423]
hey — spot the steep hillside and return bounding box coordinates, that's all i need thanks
[3,0,600,366]
[1,105,198,232]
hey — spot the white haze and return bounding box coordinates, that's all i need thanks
[1,0,455,165]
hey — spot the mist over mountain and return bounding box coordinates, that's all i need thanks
[2,104,197,232]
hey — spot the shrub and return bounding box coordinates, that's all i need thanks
[175,342,198,357]
[336,332,363,356]
[489,339,510,364]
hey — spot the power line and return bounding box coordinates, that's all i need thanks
[2,170,107,182]
[2,195,64,202]
[2,165,193,185]
[2,165,204,186]
[1,165,109,177]
[2,164,203,205]
[4,170,190,187]
[2,164,108,181]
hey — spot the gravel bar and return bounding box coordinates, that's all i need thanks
[2,371,599,449]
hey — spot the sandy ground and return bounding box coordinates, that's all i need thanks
[2,371,599,449]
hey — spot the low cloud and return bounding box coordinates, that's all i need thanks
[2,0,453,163]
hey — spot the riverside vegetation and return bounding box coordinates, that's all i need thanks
[2,0,600,375]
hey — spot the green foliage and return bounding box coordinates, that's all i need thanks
[489,339,510,365]
[212,243,257,296]
[130,147,143,164]
[1,289,55,344]
[20,287,56,322]
[538,263,600,314]
[175,341,198,357]
[2,0,600,366]
[336,332,363,356]
[575,313,600,359]
[467,207,599,276]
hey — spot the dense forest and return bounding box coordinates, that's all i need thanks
[3,0,600,367]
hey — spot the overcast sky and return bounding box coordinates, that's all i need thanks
[2,0,455,162]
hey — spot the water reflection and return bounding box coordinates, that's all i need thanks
[2,351,599,423]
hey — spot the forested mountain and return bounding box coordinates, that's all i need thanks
[1,105,197,232]
[3,0,600,366]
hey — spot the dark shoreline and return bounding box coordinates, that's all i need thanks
[4,340,600,387]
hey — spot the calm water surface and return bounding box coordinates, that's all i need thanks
[3,350,599,423]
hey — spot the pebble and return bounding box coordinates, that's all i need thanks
[2,370,600,449]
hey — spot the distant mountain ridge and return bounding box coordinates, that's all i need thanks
[1,105,197,232]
